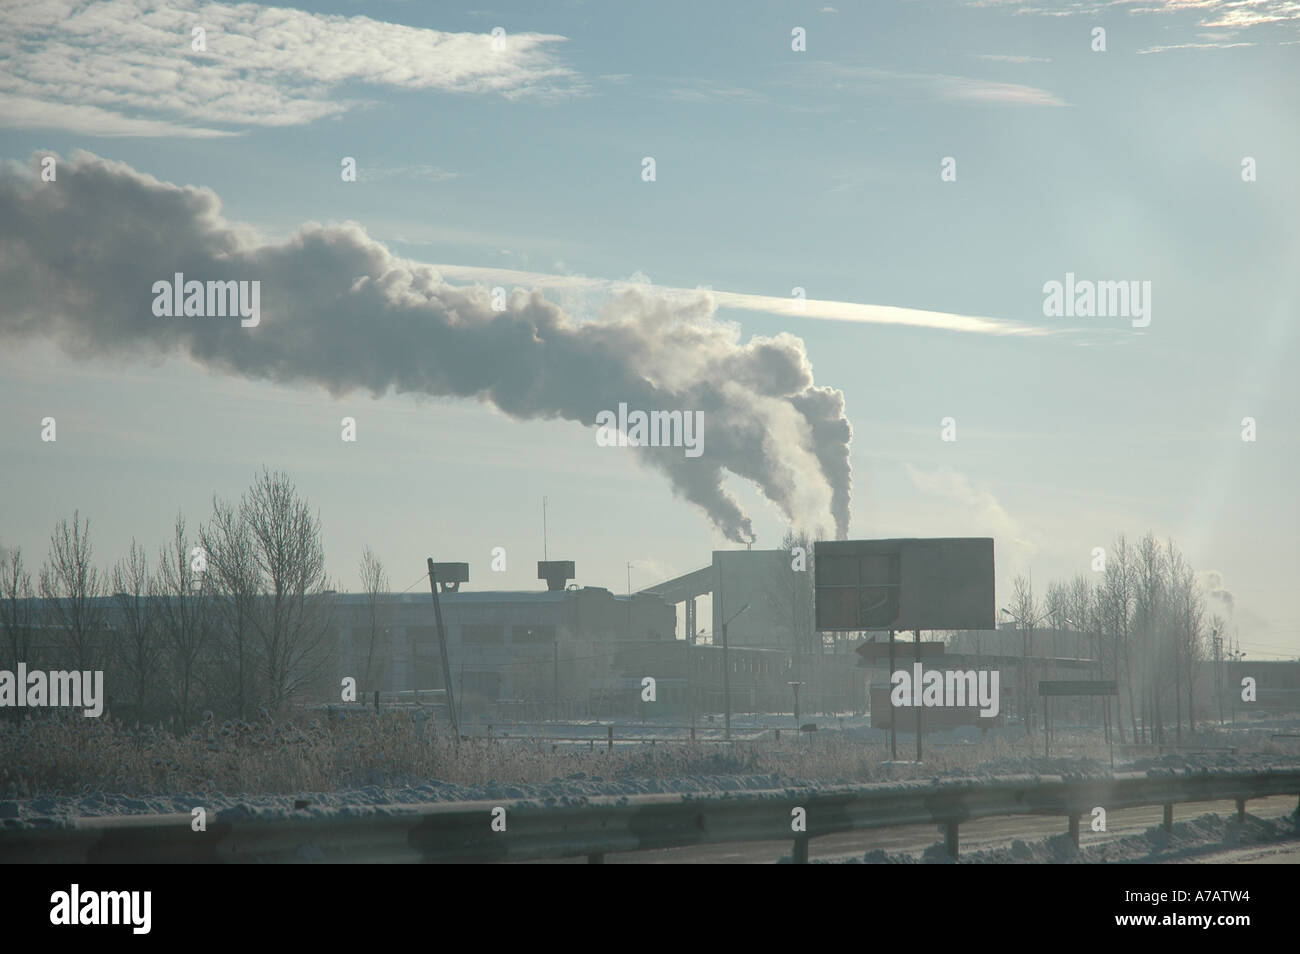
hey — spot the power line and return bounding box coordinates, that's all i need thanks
[396,570,429,594]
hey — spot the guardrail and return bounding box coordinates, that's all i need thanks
[3,767,1297,864]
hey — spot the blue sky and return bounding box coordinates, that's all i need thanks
[1,0,1297,656]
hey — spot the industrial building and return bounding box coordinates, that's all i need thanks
[328,551,859,718]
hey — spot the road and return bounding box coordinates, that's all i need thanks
[519,795,1300,864]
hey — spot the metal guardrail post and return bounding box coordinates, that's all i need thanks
[1068,814,1079,848]
[1162,804,1173,831]
[944,821,959,859]
[792,836,809,864]
[1236,799,1246,823]
[607,725,614,751]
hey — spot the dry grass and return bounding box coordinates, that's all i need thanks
[1,710,1285,799]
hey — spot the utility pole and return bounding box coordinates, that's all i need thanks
[1213,627,1224,725]
[553,639,560,722]
[721,603,749,741]
[788,681,804,731]
[1003,606,1036,736]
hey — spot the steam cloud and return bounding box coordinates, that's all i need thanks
[1203,570,1235,614]
[0,152,852,543]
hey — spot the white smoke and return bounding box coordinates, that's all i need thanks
[0,152,853,543]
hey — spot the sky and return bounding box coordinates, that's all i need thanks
[0,0,1297,657]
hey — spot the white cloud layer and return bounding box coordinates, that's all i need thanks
[429,265,1049,337]
[0,0,582,136]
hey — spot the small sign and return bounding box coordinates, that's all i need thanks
[1038,680,1119,696]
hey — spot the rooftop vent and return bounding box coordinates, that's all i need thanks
[538,560,575,592]
[430,562,470,593]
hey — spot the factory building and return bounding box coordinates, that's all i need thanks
[328,553,861,718]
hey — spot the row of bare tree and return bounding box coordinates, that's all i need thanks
[1006,532,1228,743]
[0,468,334,729]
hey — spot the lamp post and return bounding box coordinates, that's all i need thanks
[1001,606,1037,734]
[721,603,749,741]
[788,681,804,732]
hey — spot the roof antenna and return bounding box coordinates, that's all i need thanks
[543,496,548,561]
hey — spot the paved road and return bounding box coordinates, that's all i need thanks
[519,794,1300,864]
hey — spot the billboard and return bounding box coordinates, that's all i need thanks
[814,538,995,632]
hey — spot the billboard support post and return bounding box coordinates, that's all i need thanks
[815,538,995,765]
[915,629,922,762]
[889,630,897,760]
[426,558,460,741]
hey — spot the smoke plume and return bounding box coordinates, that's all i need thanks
[0,152,853,542]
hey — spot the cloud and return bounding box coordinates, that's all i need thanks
[358,164,461,183]
[0,0,582,137]
[931,74,1067,106]
[0,94,238,138]
[904,464,1031,552]
[789,63,1068,107]
[1201,569,1236,614]
[662,82,770,105]
[972,53,1052,63]
[426,264,1048,337]
[0,151,854,544]
[971,0,1300,33]
[1137,41,1256,54]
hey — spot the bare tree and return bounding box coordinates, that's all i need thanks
[1009,573,1042,732]
[0,546,36,673]
[1062,574,1098,720]
[1165,540,1204,739]
[38,511,106,671]
[358,546,390,694]
[200,498,261,718]
[240,467,334,709]
[112,539,163,722]
[1100,534,1135,742]
[1043,580,1070,633]
[155,512,212,729]
[1132,532,1167,742]
[767,528,818,654]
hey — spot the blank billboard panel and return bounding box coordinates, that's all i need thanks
[814,538,995,632]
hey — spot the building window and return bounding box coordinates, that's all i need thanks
[462,624,505,644]
[511,625,555,643]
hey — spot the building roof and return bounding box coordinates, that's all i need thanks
[330,590,569,605]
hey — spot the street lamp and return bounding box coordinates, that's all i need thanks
[787,681,805,731]
[1001,607,1035,733]
[721,603,749,741]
